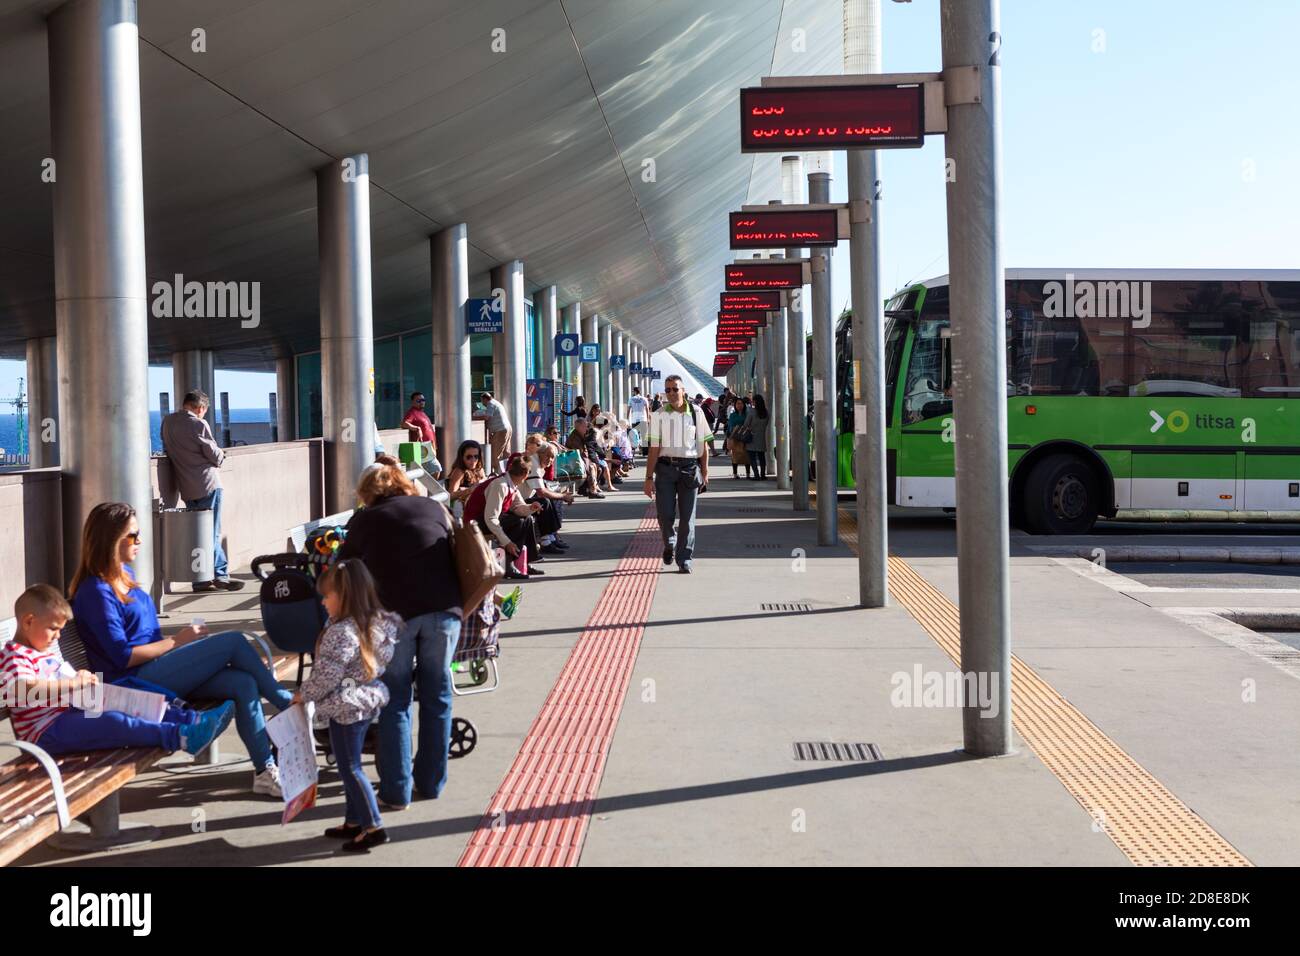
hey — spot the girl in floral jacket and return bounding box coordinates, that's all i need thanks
[294,559,401,853]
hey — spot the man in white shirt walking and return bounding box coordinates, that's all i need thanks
[643,375,711,574]
[625,386,649,453]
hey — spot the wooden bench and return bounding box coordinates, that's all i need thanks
[0,619,293,866]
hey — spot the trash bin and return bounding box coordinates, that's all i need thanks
[160,506,215,587]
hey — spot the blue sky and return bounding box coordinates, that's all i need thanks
[2,1,1295,403]
[674,0,1300,367]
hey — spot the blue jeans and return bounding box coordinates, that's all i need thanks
[185,487,228,580]
[654,458,701,567]
[377,611,460,805]
[330,719,383,829]
[131,631,293,769]
[37,702,198,755]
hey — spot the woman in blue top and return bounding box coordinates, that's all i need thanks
[70,502,294,797]
[726,397,751,479]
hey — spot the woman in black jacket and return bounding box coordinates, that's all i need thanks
[337,464,463,810]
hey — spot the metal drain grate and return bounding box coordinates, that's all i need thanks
[760,602,812,612]
[745,543,782,550]
[793,742,883,762]
[737,507,768,513]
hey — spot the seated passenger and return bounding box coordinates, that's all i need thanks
[0,584,232,758]
[70,502,294,797]
[519,436,574,554]
[445,440,487,504]
[565,419,604,499]
[463,457,544,580]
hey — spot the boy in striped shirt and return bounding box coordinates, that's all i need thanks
[0,584,230,756]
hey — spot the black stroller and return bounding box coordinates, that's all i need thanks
[251,551,480,762]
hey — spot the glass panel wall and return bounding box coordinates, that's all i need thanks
[296,351,322,439]
[400,330,432,420]
[374,337,403,427]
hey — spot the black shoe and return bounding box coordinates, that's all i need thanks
[325,822,363,840]
[662,546,673,566]
[505,568,527,581]
[526,567,546,576]
[192,581,218,593]
[214,578,246,591]
[541,544,565,556]
[341,828,389,853]
[551,539,571,551]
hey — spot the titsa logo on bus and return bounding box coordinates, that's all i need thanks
[1149,409,1239,433]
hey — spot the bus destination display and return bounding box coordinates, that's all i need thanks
[729,209,840,249]
[725,260,805,290]
[739,84,924,152]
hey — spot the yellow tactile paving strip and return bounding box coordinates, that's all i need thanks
[837,507,1251,867]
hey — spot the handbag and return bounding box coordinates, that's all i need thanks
[442,502,504,620]
[555,449,585,478]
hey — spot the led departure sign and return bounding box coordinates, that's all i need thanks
[729,209,842,249]
[725,261,805,290]
[720,291,782,311]
[740,84,924,152]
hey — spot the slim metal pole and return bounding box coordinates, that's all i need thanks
[845,0,888,607]
[941,0,1012,755]
[268,392,279,443]
[808,169,837,545]
[783,156,810,510]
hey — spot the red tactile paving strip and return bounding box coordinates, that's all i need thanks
[458,505,662,867]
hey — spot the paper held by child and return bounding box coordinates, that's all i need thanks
[97,683,168,723]
[266,702,319,824]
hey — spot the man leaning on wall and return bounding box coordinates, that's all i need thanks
[161,389,245,592]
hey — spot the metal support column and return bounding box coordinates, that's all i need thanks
[784,155,810,511]
[274,356,295,442]
[541,285,558,382]
[941,0,1013,755]
[317,153,375,514]
[809,169,837,544]
[172,350,216,431]
[612,329,625,417]
[489,260,526,453]
[431,224,470,469]
[562,302,582,393]
[581,312,599,406]
[26,336,59,468]
[49,0,154,587]
[599,321,613,411]
[846,0,889,607]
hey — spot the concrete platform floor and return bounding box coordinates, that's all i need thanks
[12,462,1300,866]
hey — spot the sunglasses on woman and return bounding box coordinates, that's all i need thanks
[124,531,142,543]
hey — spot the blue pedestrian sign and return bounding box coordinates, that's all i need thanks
[580,342,600,363]
[555,332,580,357]
[610,354,626,370]
[649,368,661,380]
[466,298,502,333]
[630,361,642,373]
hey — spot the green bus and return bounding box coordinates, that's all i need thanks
[820,270,1300,533]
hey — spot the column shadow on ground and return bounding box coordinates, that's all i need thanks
[25,749,972,867]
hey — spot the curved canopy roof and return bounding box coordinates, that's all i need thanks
[0,0,841,368]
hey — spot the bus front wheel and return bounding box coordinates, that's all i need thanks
[1023,453,1099,534]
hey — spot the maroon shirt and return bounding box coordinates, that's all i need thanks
[403,406,435,443]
